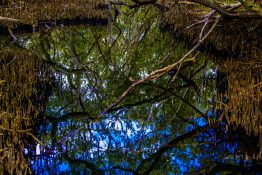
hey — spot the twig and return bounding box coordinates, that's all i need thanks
[8,28,17,42]
[185,10,216,31]
[25,132,44,145]
[56,127,83,144]
[199,10,216,39]
[0,126,44,145]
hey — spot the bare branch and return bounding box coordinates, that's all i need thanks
[0,16,32,25]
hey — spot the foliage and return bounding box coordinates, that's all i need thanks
[0,0,261,174]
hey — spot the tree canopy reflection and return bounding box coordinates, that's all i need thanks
[0,0,261,174]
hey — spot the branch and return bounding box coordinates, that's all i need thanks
[238,0,252,10]
[130,0,157,7]
[108,92,169,113]
[144,83,205,117]
[56,128,82,144]
[0,126,44,145]
[189,0,262,19]
[199,10,216,39]
[109,0,156,9]
[0,16,32,25]
[111,166,136,174]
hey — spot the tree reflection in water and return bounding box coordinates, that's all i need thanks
[0,0,262,174]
